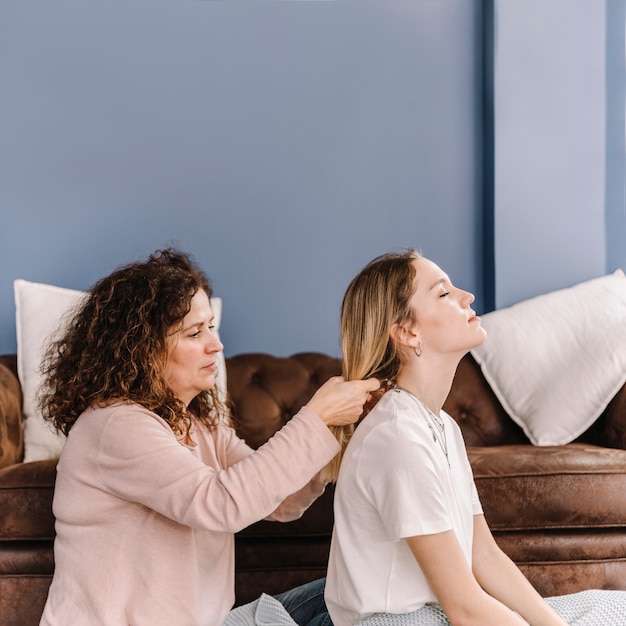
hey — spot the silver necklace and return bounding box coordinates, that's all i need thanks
[391,384,450,468]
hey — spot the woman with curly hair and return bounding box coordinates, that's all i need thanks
[37,248,378,626]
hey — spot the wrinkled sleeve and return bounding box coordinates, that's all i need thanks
[95,405,339,533]
[215,416,330,522]
[265,472,328,522]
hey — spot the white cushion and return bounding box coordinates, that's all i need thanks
[470,269,626,446]
[14,279,226,462]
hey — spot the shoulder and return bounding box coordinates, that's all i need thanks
[74,402,170,431]
[66,402,176,453]
[362,391,430,441]
[345,392,432,469]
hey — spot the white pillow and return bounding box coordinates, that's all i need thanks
[470,269,626,446]
[14,279,227,462]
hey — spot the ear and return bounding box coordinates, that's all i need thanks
[390,321,421,351]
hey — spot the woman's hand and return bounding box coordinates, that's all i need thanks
[306,376,380,427]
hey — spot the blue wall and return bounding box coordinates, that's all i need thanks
[606,0,626,274]
[0,0,484,357]
[1,1,623,358]
[492,0,609,308]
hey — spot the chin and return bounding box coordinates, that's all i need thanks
[204,379,217,393]
[473,328,488,348]
[200,370,216,384]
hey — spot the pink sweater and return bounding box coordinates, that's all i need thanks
[39,403,339,626]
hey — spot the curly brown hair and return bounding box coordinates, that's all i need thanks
[38,248,228,437]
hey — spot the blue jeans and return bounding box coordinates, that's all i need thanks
[275,577,333,626]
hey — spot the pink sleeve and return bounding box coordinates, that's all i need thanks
[215,414,331,523]
[265,473,328,522]
[94,405,339,533]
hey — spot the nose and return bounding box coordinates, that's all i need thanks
[206,333,224,354]
[460,289,475,306]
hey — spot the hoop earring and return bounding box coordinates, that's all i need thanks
[415,342,422,358]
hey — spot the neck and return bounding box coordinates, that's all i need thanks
[394,355,459,415]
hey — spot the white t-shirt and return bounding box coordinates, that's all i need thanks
[325,390,483,626]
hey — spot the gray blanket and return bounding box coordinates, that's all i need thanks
[223,593,297,626]
[357,590,626,626]
[222,589,626,625]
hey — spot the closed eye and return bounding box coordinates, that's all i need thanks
[191,324,216,338]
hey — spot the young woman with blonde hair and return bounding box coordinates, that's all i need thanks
[325,249,577,625]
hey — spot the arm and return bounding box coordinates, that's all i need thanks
[263,375,380,519]
[472,514,568,626]
[265,472,327,522]
[95,404,340,533]
[216,420,330,523]
[405,531,528,626]
[92,378,375,531]
[222,375,378,522]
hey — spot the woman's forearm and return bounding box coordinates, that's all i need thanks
[265,473,327,522]
[405,531,529,626]
[472,517,568,626]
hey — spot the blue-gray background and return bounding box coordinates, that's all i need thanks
[1,0,624,357]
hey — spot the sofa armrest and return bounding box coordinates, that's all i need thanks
[0,354,23,468]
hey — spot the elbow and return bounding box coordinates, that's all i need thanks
[443,608,475,626]
[265,505,306,523]
[441,596,494,626]
[445,613,485,626]
[206,505,266,534]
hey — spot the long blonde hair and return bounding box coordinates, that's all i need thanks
[321,249,422,482]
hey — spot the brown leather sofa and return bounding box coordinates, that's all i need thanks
[1,351,626,626]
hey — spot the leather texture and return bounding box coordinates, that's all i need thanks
[0,352,625,624]
[0,355,22,469]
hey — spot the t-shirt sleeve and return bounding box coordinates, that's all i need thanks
[470,473,483,516]
[367,421,453,540]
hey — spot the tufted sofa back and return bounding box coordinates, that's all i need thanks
[3,351,626,467]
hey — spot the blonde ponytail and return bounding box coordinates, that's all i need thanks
[320,249,421,483]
